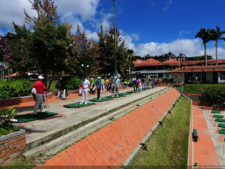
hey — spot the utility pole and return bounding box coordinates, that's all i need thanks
[113,0,118,76]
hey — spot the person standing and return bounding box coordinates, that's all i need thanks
[105,78,109,93]
[113,76,120,97]
[80,77,90,104]
[32,75,48,115]
[101,77,105,93]
[96,77,101,99]
[133,78,137,92]
[56,77,62,99]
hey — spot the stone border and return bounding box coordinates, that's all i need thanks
[0,129,25,142]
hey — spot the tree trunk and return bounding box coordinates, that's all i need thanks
[216,40,218,65]
[204,43,207,66]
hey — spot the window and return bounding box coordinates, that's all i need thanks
[220,72,225,80]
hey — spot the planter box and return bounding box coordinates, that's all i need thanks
[0,129,26,164]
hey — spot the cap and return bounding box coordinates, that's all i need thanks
[114,76,117,79]
[38,75,44,80]
[98,76,101,79]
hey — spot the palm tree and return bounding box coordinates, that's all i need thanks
[208,26,225,65]
[195,28,210,65]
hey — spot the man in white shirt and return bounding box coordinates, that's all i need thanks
[113,76,120,97]
[81,77,90,104]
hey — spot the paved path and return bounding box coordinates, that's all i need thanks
[35,88,180,167]
[188,105,221,167]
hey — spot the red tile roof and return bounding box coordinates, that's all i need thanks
[135,58,162,67]
[162,59,179,66]
[167,65,225,73]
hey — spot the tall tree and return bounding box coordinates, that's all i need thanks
[97,25,129,77]
[25,0,72,87]
[195,28,210,65]
[208,26,225,65]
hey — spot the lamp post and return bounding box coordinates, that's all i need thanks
[81,64,89,77]
[113,0,118,76]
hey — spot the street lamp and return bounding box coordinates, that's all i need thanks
[113,0,118,76]
[81,64,89,77]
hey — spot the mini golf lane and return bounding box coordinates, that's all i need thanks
[188,105,221,167]
[38,88,180,167]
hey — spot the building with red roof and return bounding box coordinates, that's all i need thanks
[132,58,225,83]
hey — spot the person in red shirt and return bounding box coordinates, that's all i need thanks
[32,75,48,115]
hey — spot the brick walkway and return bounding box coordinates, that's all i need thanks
[36,88,180,168]
[188,105,221,167]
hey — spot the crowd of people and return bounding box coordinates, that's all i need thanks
[31,75,122,115]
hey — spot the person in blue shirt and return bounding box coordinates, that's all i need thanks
[96,77,101,99]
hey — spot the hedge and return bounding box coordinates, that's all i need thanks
[0,79,34,99]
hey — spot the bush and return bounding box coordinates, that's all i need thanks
[204,87,225,108]
[0,107,20,136]
[61,76,82,90]
[0,79,34,99]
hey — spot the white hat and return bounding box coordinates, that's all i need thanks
[38,75,44,80]
[98,76,101,79]
[114,76,117,79]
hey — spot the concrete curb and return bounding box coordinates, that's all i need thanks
[123,93,181,166]
[182,94,193,168]
[0,129,25,142]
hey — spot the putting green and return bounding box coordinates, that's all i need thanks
[64,102,95,108]
[218,123,225,128]
[212,115,224,118]
[90,98,113,102]
[215,118,225,122]
[119,93,130,96]
[15,112,58,122]
[219,129,225,135]
[211,110,221,114]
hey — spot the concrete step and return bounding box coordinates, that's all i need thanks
[23,87,170,158]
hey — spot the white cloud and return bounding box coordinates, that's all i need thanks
[55,0,100,21]
[131,33,139,41]
[135,39,204,57]
[163,0,173,11]
[0,0,36,30]
[86,30,98,41]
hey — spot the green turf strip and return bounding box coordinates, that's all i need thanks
[219,129,225,135]
[211,110,221,114]
[127,91,135,94]
[64,102,95,108]
[215,118,225,122]
[119,93,130,96]
[106,95,124,98]
[218,123,225,128]
[213,115,224,118]
[90,98,113,102]
[15,112,58,122]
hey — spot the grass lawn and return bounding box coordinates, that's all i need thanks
[130,96,191,168]
[183,84,225,94]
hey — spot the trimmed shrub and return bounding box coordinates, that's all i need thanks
[0,79,34,99]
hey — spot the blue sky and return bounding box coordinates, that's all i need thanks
[1,0,225,58]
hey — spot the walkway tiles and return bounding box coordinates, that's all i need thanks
[38,88,180,167]
[189,105,221,167]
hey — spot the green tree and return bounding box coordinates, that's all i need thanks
[25,0,72,87]
[97,25,129,77]
[195,28,210,65]
[208,26,225,65]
